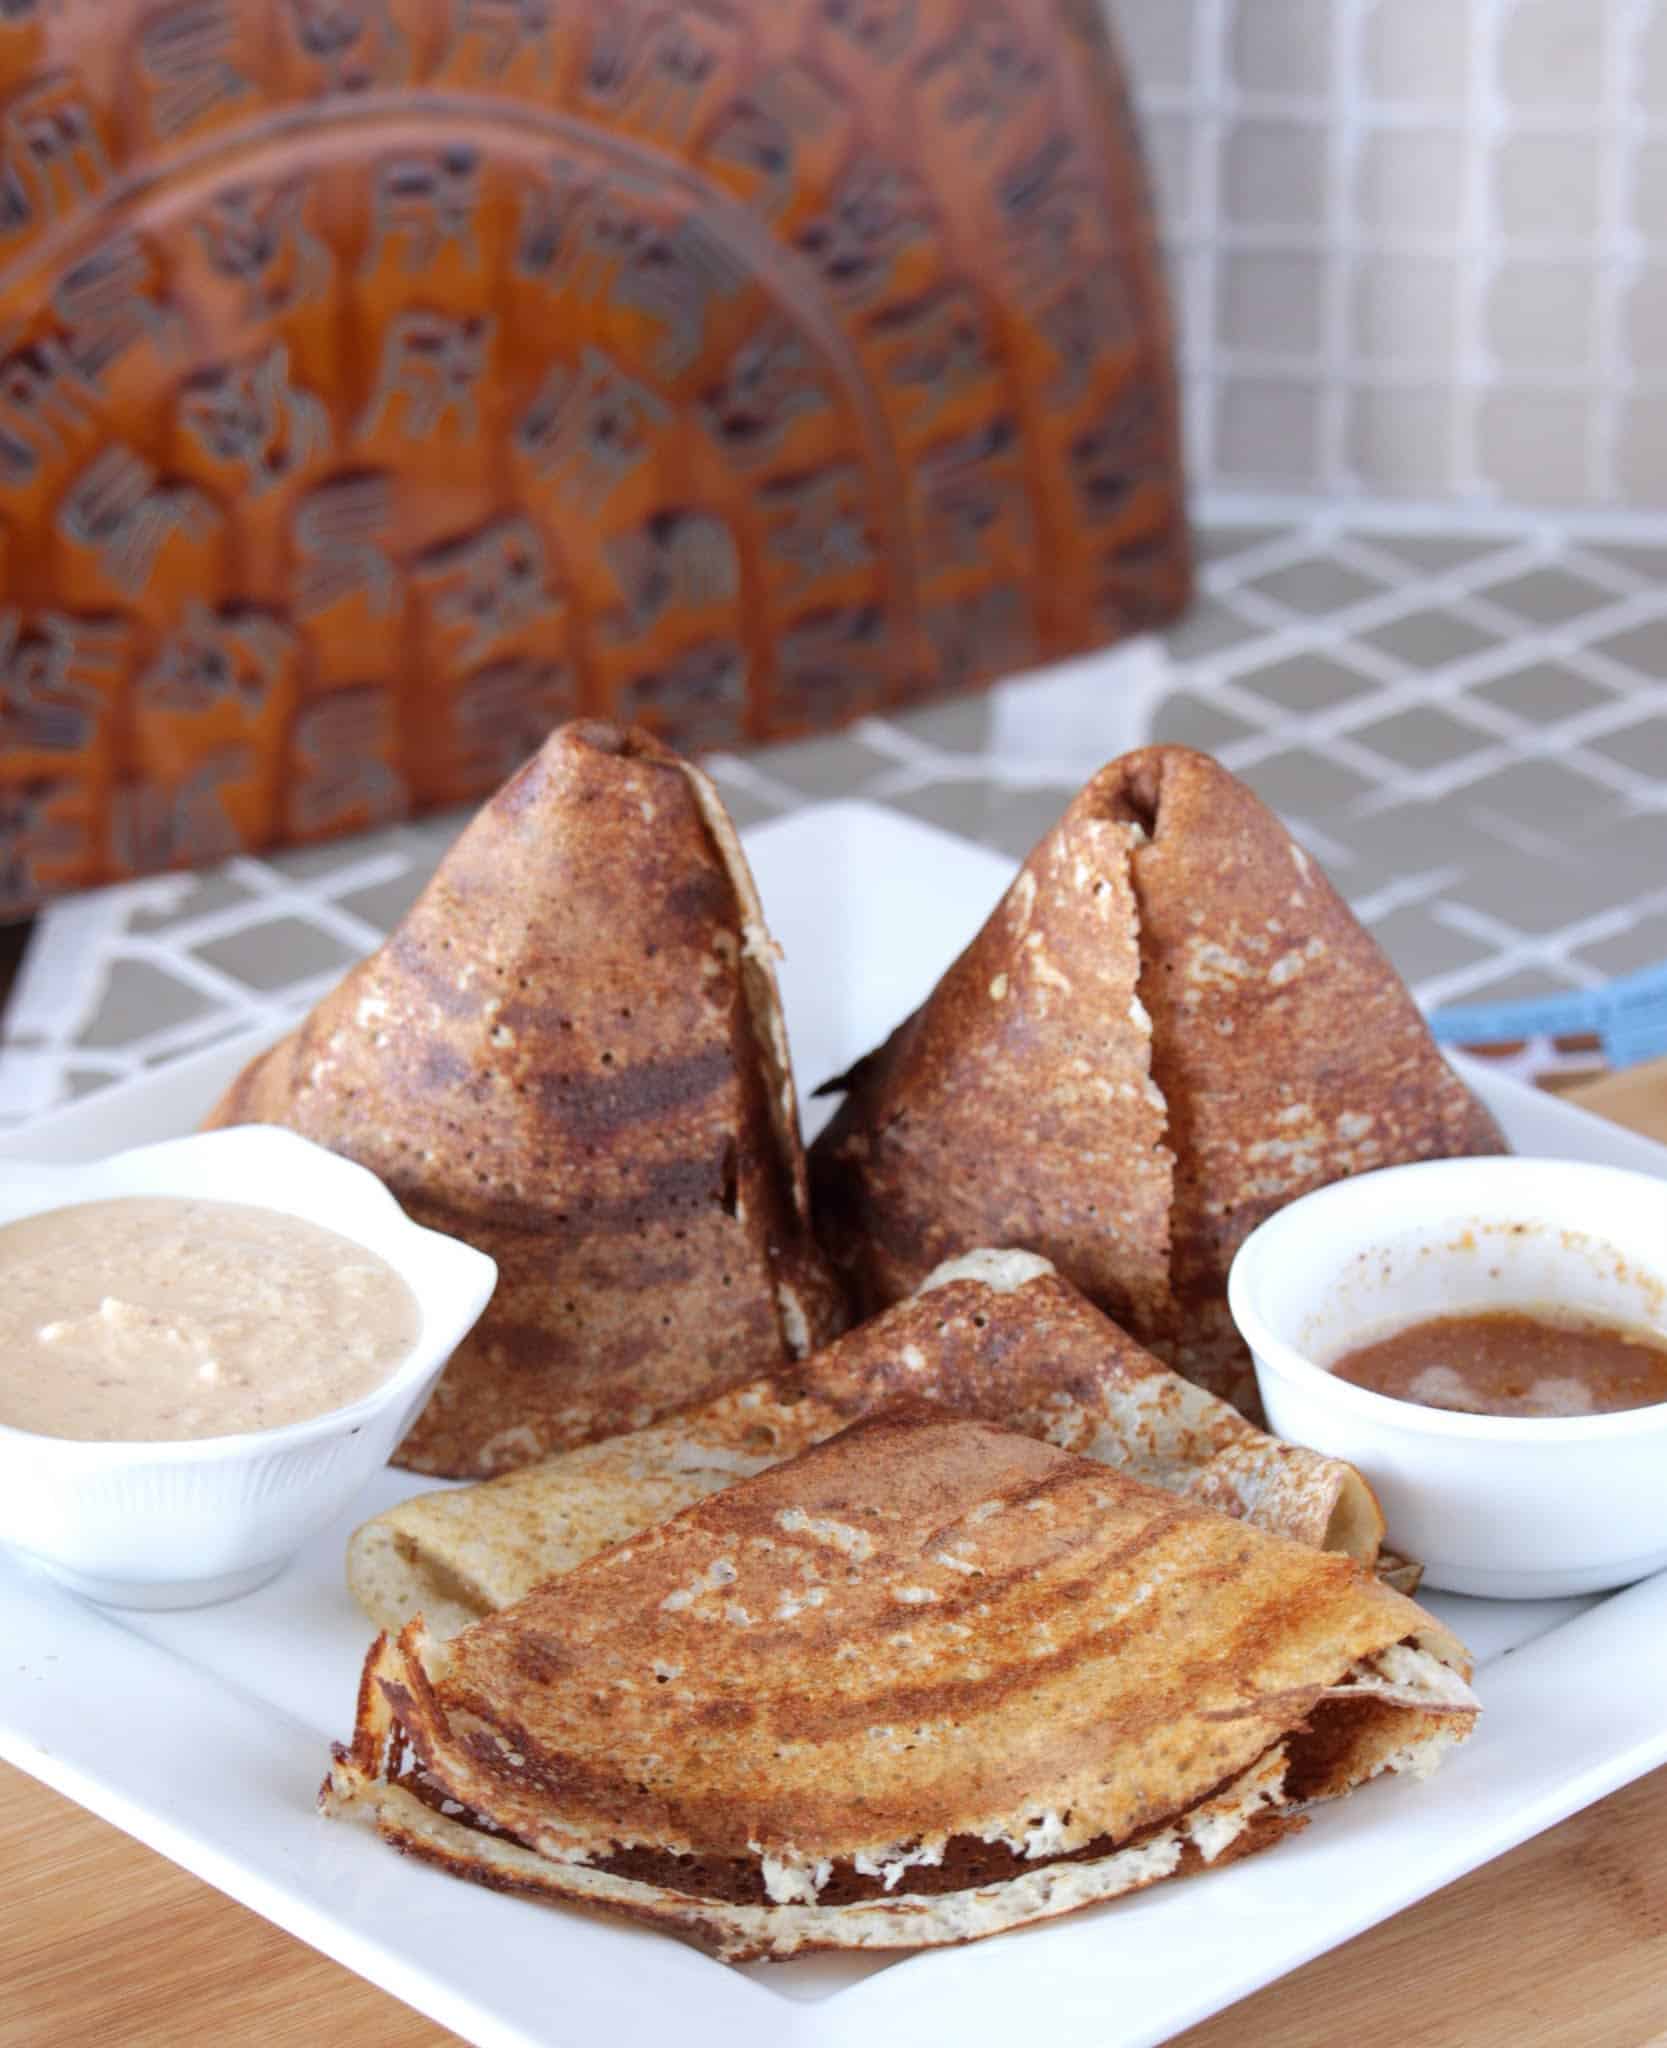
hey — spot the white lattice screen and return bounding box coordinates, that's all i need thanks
[1108,0,1667,508]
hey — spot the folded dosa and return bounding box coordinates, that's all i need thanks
[206,721,843,1476]
[347,1248,1384,1639]
[325,1407,1475,1961]
[810,746,1505,1409]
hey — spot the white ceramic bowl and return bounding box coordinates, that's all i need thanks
[0,1127,496,1610]
[1229,1156,1667,1600]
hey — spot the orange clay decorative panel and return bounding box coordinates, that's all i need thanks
[0,0,1188,914]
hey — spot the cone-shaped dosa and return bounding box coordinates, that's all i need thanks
[206,721,844,1477]
[810,746,1505,1410]
[325,1407,1475,1962]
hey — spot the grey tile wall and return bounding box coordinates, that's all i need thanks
[1107,0,1667,506]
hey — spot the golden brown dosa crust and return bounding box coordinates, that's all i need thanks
[325,1410,1473,1959]
[345,1255,1383,1639]
[810,745,1505,1409]
[803,1259,1384,1559]
[811,799,1174,1333]
[1107,747,1505,1404]
[206,721,843,1476]
[337,1408,1469,1863]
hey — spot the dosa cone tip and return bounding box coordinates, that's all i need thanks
[207,720,844,1476]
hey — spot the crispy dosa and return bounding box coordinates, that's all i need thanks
[347,1249,1384,1639]
[810,745,1505,1409]
[325,1407,1475,1961]
[206,721,843,1476]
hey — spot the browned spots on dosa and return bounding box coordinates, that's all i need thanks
[666,871,733,926]
[419,1042,473,1090]
[384,932,481,1018]
[510,1633,577,1686]
[533,1049,735,1142]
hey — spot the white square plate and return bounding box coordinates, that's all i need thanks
[5,801,1667,2048]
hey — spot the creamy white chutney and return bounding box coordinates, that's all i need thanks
[0,1195,420,1441]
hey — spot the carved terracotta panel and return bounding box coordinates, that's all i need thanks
[0,0,1188,912]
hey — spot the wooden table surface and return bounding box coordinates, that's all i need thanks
[4,1057,1666,2048]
